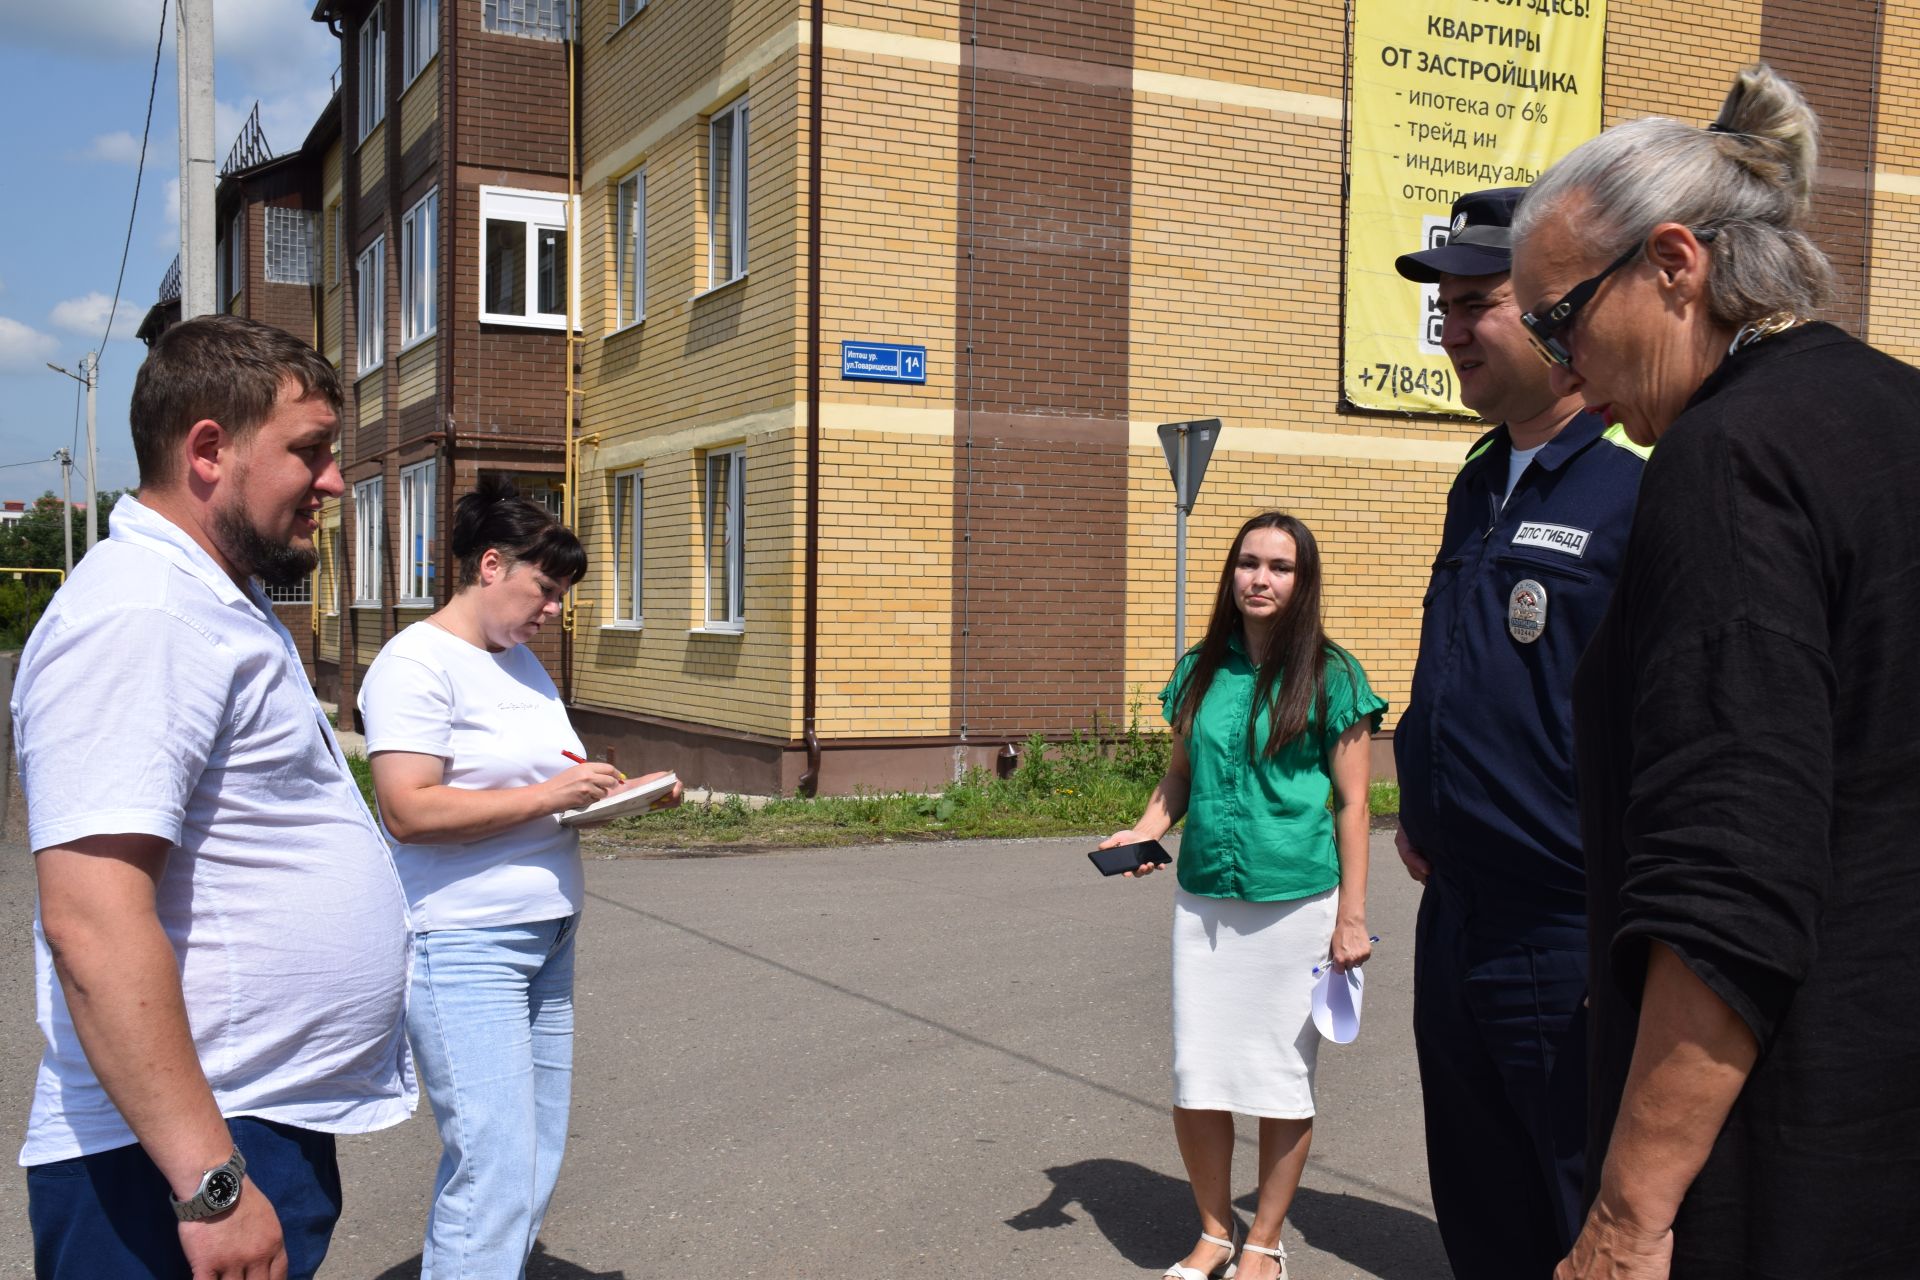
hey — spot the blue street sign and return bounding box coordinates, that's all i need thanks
[841,341,927,384]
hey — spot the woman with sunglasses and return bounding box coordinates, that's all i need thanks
[1511,65,1920,1278]
[1100,512,1384,1280]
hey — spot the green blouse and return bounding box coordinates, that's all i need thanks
[1159,636,1387,902]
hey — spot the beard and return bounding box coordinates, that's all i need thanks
[212,500,319,588]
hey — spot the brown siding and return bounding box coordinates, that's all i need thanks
[1759,0,1881,334]
[951,0,1133,737]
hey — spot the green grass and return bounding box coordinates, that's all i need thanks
[346,724,1402,853]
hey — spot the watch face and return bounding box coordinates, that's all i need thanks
[205,1169,241,1210]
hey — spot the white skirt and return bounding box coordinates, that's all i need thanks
[1171,885,1339,1119]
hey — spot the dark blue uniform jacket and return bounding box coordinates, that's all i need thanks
[1394,410,1644,946]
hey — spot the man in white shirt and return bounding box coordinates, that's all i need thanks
[13,314,414,1279]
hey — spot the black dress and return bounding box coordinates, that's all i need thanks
[1573,322,1920,1277]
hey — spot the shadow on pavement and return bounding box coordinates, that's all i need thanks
[368,1241,627,1279]
[1005,1158,1447,1279]
[1271,1186,1449,1280]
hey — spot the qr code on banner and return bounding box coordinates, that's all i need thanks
[1418,215,1450,355]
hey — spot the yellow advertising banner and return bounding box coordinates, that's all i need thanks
[1344,0,1607,415]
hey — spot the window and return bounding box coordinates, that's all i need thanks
[265,578,313,605]
[483,0,572,40]
[618,0,646,24]
[353,477,385,605]
[708,97,748,288]
[220,210,244,308]
[480,187,571,329]
[357,237,386,371]
[399,459,436,603]
[610,469,642,625]
[357,5,386,141]
[265,207,317,285]
[615,169,645,328]
[401,189,437,346]
[404,0,437,84]
[703,448,744,628]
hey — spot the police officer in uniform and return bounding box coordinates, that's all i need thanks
[1391,188,1646,1278]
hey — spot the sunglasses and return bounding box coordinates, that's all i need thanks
[1520,228,1719,368]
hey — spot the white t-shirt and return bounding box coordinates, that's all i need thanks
[12,496,416,1166]
[358,621,585,932]
[1505,441,1545,504]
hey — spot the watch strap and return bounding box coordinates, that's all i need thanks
[169,1147,247,1222]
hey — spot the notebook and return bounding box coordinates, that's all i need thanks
[557,772,680,827]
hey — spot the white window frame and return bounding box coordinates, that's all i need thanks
[357,236,386,372]
[478,186,575,330]
[707,97,749,289]
[357,5,386,142]
[223,210,244,307]
[702,448,745,630]
[403,0,437,85]
[401,188,437,348]
[353,477,385,606]
[608,468,642,627]
[614,169,645,329]
[618,0,647,25]
[398,459,436,605]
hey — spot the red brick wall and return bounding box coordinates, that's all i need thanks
[950,0,1134,738]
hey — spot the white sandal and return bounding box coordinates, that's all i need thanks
[1162,1228,1239,1280]
[1238,1239,1288,1280]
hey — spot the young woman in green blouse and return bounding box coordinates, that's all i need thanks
[1101,512,1385,1280]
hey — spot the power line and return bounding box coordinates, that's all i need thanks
[96,0,170,374]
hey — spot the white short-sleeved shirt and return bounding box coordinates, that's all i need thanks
[357,621,584,932]
[12,495,416,1166]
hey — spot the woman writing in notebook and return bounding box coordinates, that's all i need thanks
[359,478,679,1276]
[1100,511,1384,1280]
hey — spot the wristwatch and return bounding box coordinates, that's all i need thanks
[170,1148,247,1222]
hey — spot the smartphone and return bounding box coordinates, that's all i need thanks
[1088,838,1172,877]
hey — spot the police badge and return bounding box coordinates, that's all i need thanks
[1508,578,1547,644]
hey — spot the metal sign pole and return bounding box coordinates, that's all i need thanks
[1156,417,1222,662]
[1175,427,1189,657]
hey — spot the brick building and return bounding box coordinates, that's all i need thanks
[531,0,1920,795]
[312,0,579,716]
[130,0,1910,791]
[138,101,344,683]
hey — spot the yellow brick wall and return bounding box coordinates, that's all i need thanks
[560,1,1920,761]
[397,337,436,410]
[1126,449,1454,733]
[571,423,801,738]
[400,58,438,153]
[358,123,386,199]
[575,0,808,739]
[813,426,953,736]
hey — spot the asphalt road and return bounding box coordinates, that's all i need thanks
[0,834,1446,1278]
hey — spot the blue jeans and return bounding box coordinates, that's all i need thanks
[26,1115,342,1279]
[409,913,580,1279]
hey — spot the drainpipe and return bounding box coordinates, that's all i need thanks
[796,0,825,797]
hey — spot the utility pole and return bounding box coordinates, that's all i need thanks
[53,451,73,576]
[176,0,216,319]
[81,352,97,551]
[46,354,100,552]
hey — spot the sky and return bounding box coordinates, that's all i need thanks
[0,0,341,503]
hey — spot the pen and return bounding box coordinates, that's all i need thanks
[561,750,626,780]
[1312,937,1381,977]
